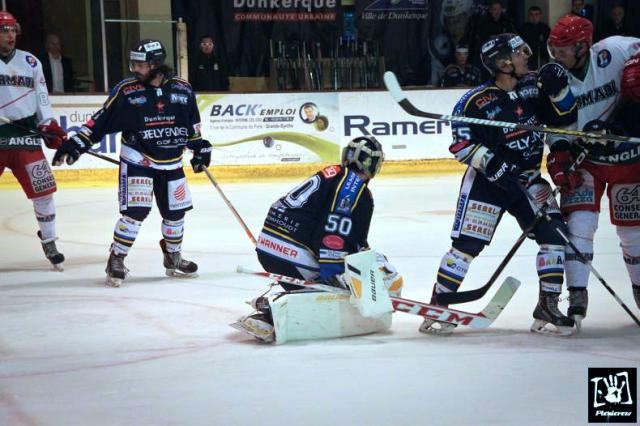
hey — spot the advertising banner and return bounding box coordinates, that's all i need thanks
[339,88,466,160]
[45,88,465,169]
[199,92,341,165]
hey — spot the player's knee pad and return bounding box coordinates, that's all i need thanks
[566,210,598,241]
[452,238,484,258]
[533,213,566,246]
[617,226,640,258]
[374,251,403,297]
[161,209,185,222]
[125,208,151,222]
[32,194,55,218]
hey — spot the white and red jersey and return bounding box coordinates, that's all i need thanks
[0,49,54,149]
[559,36,640,164]
[0,49,53,123]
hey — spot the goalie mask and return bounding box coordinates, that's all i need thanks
[341,136,384,179]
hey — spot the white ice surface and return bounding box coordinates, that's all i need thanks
[1,174,638,426]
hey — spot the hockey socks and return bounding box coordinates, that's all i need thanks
[161,218,184,253]
[536,244,565,294]
[434,248,473,297]
[33,194,56,242]
[111,216,142,255]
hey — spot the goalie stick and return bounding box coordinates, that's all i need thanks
[383,71,640,145]
[237,266,521,329]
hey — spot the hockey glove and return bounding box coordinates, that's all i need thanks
[52,134,92,166]
[38,120,67,150]
[187,139,212,173]
[484,155,521,191]
[536,62,569,98]
[546,145,583,192]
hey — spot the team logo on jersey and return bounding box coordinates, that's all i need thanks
[170,93,188,104]
[597,49,612,68]
[474,93,498,109]
[25,55,37,68]
[156,100,165,113]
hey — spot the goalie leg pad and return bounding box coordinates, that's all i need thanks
[269,291,392,344]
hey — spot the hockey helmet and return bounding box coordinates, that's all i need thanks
[547,15,593,63]
[480,33,532,75]
[0,11,20,34]
[129,39,166,67]
[341,136,384,179]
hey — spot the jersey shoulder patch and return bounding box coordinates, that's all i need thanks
[320,164,342,179]
[459,84,499,117]
[332,170,366,215]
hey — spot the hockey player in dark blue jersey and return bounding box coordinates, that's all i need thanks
[233,136,404,343]
[53,40,212,287]
[422,34,575,336]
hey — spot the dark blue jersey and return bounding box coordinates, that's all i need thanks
[76,75,201,169]
[259,165,373,278]
[449,73,575,180]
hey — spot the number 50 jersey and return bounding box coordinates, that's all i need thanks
[256,165,374,279]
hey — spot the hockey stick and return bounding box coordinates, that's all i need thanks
[237,266,521,329]
[0,116,119,165]
[383,71,640,145]
[519,185,640,327]
[202,167,257,245]
[437,150,588,305]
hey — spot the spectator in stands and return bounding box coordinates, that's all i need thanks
[440,45,482,87]
[40,33,74,93]
[467,0,516,77]
[569,0,593,22]
[597,4,630,41]
[519,6,550,70]
[191,35,229,92]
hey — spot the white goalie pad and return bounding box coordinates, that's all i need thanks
[270,291,392,345]
[343,250,393,318]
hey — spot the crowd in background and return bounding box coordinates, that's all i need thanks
[21,0,640,93]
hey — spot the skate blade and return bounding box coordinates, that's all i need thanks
[419,320,456,336]
[530,319,573,337]
[571,315,584,333]
[165,269,199,278]
[51,263,64,272]
[229,320,274,343]
[105,277,123,288]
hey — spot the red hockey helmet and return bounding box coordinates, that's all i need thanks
[0,11,20,33]
[548,15,593,48]
[621,54,640,102]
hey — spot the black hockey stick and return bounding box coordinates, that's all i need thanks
[436,150,588,306]
[383,71,640,144]
[0,116,119,165]
[518,183,640,327]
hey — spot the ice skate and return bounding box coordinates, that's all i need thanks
[160,239,198,278]
[105,251,128,287]
[418,289,457,336]
[230,313,275,343]
[37,231,64,271]
[567,287,588,331]
[531,291,575,336]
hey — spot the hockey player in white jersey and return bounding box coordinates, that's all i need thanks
[538,15,640,326]
[0,11,67,269]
